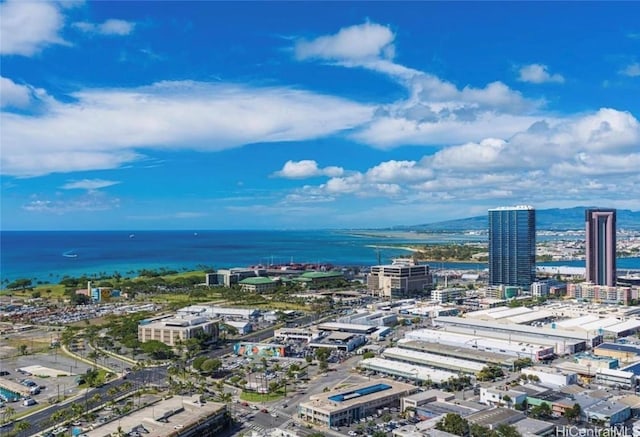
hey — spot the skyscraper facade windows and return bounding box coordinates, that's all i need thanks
[585,208,616,287]
[488,206,536,288]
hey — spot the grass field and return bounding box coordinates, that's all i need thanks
[239,390,284,402]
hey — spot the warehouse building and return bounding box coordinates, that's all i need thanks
[317,322,378,335]
[603,319,640,338]
[594,343,640,363]
[404,329,555,361]
[521,366,578,389]
[381,347,485,374]
[358,358,460,384]
[438,323,584,356]
[338,311,398,327]
[397,339,518,369]
[298,379,416,427]
[434,316,599,350]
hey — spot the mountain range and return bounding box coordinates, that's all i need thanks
[398,207,640,232]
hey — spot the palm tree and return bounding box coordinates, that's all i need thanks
[14,421,31,434]
[1,406,15,424]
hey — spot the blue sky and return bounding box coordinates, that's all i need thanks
[1,1,639,230]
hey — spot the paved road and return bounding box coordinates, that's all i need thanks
[9,366,167,437]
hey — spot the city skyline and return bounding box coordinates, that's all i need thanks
[1,2,640,230]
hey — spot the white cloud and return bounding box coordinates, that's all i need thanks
[294,22,395,62]
[294,23,544,149]
[284,108,640,211]
[23,192,120,214]
[365,160,432,183]
[60,179,120,190]
[1,80,374,177]
[0,0,67,56]
[0,76,32,108]
[274,160,344,179]
[73,19,136,36]
[620,62,640,77]
[518,64,565,84]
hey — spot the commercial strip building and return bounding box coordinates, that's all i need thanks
[298,379,416,428]
[137,315,219,347]
[274,327,320,343]
[83,396,228,437]
[358,358,460,384]
[367,259,433,299]
[308,332,367,352]
[403,329,554,361]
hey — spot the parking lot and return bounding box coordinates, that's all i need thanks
[0,349,92,414]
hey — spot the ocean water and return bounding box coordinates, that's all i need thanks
[0,230,480,283]
[1,230,638,284]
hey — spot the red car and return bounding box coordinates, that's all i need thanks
[261,409,269,413]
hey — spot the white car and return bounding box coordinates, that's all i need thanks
[270,412,278,418]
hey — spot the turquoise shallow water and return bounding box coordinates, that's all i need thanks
[1,230,638,284]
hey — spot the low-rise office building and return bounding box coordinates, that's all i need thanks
[584,400,631,426]
[431,288,465,304]
[138,315,219,347]
[238,276,278,293]
[177,305,259,320]
[367,259,433,299]
[299,379,416,428]
[594,368,636,389]
[207,268,268,287]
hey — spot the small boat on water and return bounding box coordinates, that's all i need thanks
[129,234,135,239]
[63,250,78,258]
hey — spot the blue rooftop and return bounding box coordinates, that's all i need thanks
[596,342,640,354]
[621,362,640,375]
[328,383,392,402]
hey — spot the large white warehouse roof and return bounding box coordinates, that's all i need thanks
[359,358,459,384]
